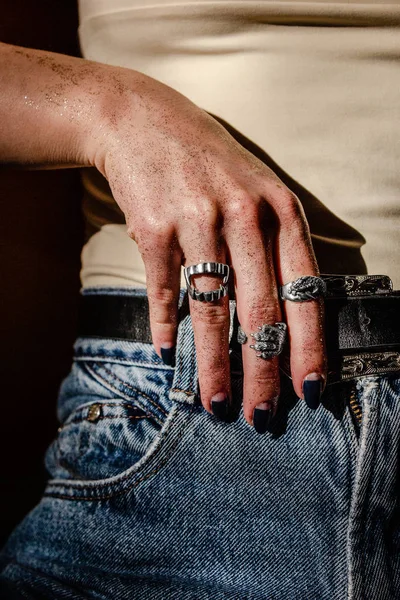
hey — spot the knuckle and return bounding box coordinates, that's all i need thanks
[148,288,178,327]
[278,190,304,222]
[192,302,229,327]
[135,218,174,253]
[243,301,280,329]
[225,193,258,221]
[249,368,279,389]
[148,286,177,307]
[199,207,220,230]
[182,198,219,227]
[245,376,280,409]
[149,225,174,246]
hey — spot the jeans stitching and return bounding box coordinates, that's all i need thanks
[347,378,382,599]
[168,308,198,402]
[360,382,381,595]
[174,321,186,393]
[54,417,162,478]
[62,401,161,426]
[83,362,169,417]
[59,414,151,431]
[74,355,171,369]
[341,402,359,465]
[171,388,196,397]
[44,404,194,501]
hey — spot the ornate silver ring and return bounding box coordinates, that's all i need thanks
[280,276,327,302]
[184,262,230,302]
[237,322,287,359]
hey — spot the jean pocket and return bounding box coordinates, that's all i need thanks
[44,342,193,500]
[45,397,169,482]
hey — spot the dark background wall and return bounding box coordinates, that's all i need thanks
[0,1,84,545]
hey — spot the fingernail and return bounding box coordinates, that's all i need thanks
[161,344,176,367]
[211,392,230,422]
[303,373,323,410]
[253,402,273,434]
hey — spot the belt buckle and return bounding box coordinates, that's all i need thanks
[322,274,398,383]
[280,349,400,386]
[339,351,400,380]
[321,273,393,298]
[279,273,400,385]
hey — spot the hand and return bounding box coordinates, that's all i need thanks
[0,42,326,429]
[88,71,326,429]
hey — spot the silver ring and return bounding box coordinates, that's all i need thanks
[280,276,327,302]
[237,322,287,359]
[184,262,230,302]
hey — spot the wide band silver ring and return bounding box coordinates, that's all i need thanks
[280,276,327,302]
[237,322,287,359]
[184,262,230,302]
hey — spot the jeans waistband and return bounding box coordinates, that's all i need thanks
[78,282,400,390]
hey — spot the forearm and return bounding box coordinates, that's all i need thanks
[0,42,145,169]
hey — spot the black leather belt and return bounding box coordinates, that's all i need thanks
[78,294,154,344]
[77,275,400,384]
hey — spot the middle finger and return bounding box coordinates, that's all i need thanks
[225,201,283,433]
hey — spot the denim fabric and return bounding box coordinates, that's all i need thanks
[1,288,399,599]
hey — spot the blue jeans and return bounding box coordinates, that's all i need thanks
[1,287,400,599]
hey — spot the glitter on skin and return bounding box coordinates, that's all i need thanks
[0,41,326,425]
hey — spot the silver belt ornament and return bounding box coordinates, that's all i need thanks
[238,322,287,359]
[280,275,327,302]
[184,262,230,302]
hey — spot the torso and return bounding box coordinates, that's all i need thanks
[78,0,400,288]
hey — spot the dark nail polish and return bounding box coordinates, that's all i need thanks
[211,394,230,422]
[253,407,273,434]
[161,346,176,367]
[303,378,322,410]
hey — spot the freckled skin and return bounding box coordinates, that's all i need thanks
[0,41,326,425]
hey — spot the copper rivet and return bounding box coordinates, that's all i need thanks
[87,403,102,422]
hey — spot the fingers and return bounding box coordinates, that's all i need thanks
[225,200,282,431]
[136,224,182,367]
[138,177,325,428]
[181,233,232,421]
[266,185,327,408]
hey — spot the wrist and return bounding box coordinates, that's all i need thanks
[82,66,163,177]
[0,43,118,169]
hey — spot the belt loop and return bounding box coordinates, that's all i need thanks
[169,291,199,405]
[229,299,237,345]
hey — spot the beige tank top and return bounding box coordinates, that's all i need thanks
[78,1,400,288]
